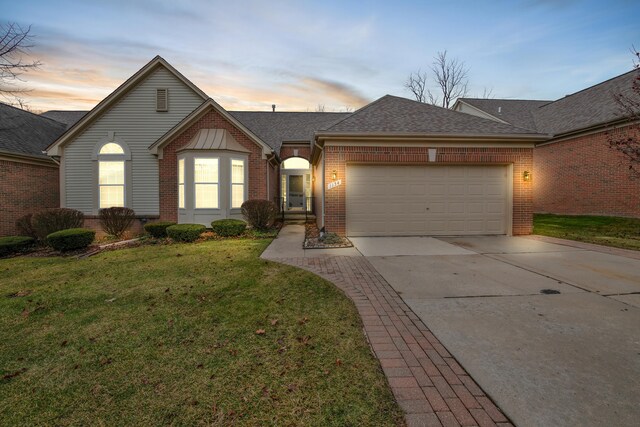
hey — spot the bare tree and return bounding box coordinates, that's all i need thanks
[404,70,428,103]
[405,51,470,108]
[607,48,640,178]
[315,104,325,112]
[480,86,495,99]
[0,22,41,103]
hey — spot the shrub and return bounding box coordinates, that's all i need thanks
[32,208,84,240]
[99,207,136,238]
[15,214,37,238]
[211,219,247,237]
[166,224,206,242]
[241,200,277,230]
[144,221,176,238]
[47,228,95,252]
[0,236,35,257]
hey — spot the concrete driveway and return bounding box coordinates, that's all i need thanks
[350,236,640,427]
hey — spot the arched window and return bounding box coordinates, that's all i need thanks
[282,157,310,169]
[96,141,127,208]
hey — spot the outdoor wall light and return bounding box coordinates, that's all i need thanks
[332,170,337,180]
[523,170,531,182]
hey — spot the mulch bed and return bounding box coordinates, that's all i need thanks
[303,222,353,249]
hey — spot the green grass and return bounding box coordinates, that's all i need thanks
[0,239,402,426]
[534,214,640,250]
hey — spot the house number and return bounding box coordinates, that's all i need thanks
[327,179,342,190]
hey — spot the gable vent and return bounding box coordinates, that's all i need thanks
[156,88,168,112]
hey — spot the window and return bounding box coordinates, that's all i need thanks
[194,158,218,208]
[178,158,185,209]
[231,159,246,208]
[282,157,310,169]
[156,88,168,112]
[100,143,125,154]
[99,161,125,208]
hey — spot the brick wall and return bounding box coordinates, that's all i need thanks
[534,126,640,217]
[323,145,534,236]
[0,159,59,236]
[280,144,311,161]
[158,108,271,222]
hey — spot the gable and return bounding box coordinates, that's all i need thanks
[46,56,207,156]
[58,64,206,216]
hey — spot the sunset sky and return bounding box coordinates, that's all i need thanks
[4,0,640,113]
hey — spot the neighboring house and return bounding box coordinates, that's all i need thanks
[0,103,67,236]
[45,56,547,237]
[41,110,88,129]
[454,69,640,218]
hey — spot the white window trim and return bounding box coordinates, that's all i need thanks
[93,134,131,214]
[193,157,220,210]
[178,158,185,209]
[230,157,248,210]
[98,160,126,209]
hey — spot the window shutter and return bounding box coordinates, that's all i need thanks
[156,88,168,112]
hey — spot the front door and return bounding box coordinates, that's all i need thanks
[288,175,304,209]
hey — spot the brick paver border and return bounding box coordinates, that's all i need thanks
[269,255,513,427]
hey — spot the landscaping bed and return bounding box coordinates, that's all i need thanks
[0,239,402,426]
[534,213,640,251]
[303,222,353,249]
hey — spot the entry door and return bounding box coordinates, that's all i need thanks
[346,165,509,236]
[288,175,304,209]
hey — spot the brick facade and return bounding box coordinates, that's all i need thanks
[158,107,274,222]
[280,144,311,161]
[322,145,534,236]
[0,159,60,236]
[534,126,640,217]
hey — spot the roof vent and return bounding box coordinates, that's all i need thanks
[156,88,168,112]
[272,104,276,112]
[498,106,502,113]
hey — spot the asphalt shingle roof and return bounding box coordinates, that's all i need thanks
[41,110,88,129]
[459,69,639,136]
[532,69,639,135]
[458,98,551,131]
[228,111,350,152]
[0,103,67,158]
[324,95,541,135]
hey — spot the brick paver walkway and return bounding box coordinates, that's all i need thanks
[271,255,513,427]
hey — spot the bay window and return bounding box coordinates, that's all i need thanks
[194,158,219,209]
[178,158,185,209]
[231,159,246,208]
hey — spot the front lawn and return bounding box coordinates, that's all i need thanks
[533,214,640,250]
[0,239,402,426]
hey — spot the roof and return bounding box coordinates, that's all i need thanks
[149,99,274,158]
[46,55,208,156]
[456,99,551,131]
[457,69,640,136]
[178,128,249,153]
[228,111,350,152]
[323,95,543,136]
[0,102,66,159]
[532,69,639,135]
[41,110,88,129]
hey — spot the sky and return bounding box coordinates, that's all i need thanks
[3,0,640,112]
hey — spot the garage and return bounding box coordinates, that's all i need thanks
[346,164,510,236]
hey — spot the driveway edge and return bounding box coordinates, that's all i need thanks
[270,255,513,427]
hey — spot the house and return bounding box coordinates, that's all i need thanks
[454,69,640,218]
[0,103,67,236]
[43,56,548,237]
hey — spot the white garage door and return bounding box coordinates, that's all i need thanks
[346,165,509,236]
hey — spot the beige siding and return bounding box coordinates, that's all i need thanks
[455,103,501,122]
[63,67,203,215]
